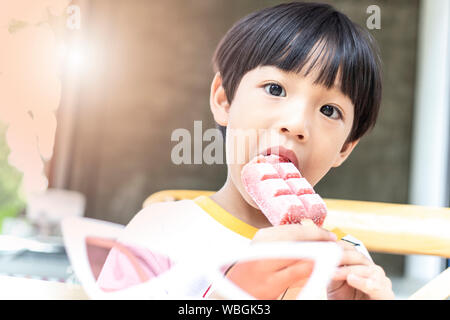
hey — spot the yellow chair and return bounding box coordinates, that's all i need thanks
[143,190,215,207]
[143,189,450,299]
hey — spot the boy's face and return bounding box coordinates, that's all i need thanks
[210,65,359,208]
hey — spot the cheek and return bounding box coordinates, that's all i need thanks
[224,128,265,209]
[224,127,252,166]
[227,91,274,131]
[302,142,343,186]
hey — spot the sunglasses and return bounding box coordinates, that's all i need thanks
[61,217,342,300]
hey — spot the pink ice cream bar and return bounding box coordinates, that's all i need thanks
[241,155,327,226]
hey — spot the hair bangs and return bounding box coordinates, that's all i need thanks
[260,14,367,108]
[212,2,383,143]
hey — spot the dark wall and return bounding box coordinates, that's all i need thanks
[57,0,419,275]
[315,0,419,206]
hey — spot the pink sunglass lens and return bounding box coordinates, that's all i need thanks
[85,237,173,292]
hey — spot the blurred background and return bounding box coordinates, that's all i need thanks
[0,0,449,298]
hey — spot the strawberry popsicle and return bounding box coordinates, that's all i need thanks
[241,155,327,226]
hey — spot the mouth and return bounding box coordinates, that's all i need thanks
[261,146,300,170]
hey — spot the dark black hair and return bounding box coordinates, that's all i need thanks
[212,1,382,144]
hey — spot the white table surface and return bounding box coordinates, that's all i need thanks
[0,275,88,300]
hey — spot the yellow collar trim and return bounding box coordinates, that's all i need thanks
[193,196,258,239]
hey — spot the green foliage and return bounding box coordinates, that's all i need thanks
[0,120,26,232]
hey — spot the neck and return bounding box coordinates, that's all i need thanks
[210,172,272,229]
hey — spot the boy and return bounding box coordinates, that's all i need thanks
[97,2,394,299]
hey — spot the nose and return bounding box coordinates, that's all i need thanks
[279,113,309,142]
[280,127,305,141]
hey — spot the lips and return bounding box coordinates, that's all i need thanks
[261,146,300,171]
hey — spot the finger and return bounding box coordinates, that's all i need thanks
[337,239,358,250]
[282,224,337,242]
[337,240,373,256]
[346,272,393,300]
[332,265,374,281]
[338,248,373,267]
[347,273,376,292]
[253,224,337,242]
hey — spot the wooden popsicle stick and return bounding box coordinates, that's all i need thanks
[408,267,450,300]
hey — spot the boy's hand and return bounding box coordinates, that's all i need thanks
[327,240,395,300]
[223,223,336,299]
[251,223,337,243]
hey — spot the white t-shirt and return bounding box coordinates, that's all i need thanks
[97,196,371,298]
[97,196,256,296]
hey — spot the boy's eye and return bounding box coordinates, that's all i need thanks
[263,83,286,97]
[320,105,342,120]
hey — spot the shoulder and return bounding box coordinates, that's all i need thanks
[127,200,200,226]
[117,200,212,248]
[117,199,250,261]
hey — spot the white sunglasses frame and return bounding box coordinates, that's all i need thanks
[61,216,342,300]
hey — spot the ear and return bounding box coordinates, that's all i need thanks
[209,72,231,126]
[332,138,360,167]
